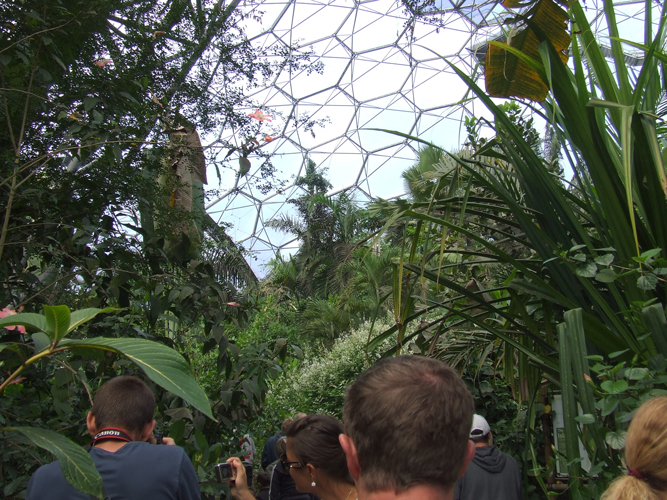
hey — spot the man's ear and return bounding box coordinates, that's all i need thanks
[457,441,477,479]
[339,434,360,481]
[86,412,97,437]
[139,419,156,442]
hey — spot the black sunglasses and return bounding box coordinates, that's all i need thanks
[280,453,305,470]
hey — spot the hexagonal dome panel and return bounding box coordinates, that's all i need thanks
[204,0,657,275]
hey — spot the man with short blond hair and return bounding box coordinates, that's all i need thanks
[339,355,476,500]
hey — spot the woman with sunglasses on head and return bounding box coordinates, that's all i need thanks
[284,415,357,500]
[270,436,317,500]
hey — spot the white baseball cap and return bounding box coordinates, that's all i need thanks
[470,414,491,438]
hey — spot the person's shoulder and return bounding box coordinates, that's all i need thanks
[27,461,90,500]
[497,449,521,470]
[94,441,191,470]
[119,441,189,458]
[30,460,64,483]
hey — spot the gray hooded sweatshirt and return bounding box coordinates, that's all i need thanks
[454,446,522,500]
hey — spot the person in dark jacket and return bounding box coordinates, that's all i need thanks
[262,414,307,471]
[455,414,522,500]
[255,472,271,500]
[262,429,286,472]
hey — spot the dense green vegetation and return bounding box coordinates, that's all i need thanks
[2,0,667,498]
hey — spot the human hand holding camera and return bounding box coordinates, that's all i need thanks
[148,435,175,445]
[220,457,253,500]
[148,432,175,445]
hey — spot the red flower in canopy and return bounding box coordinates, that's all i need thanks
[0,308,26,334]
[248,109,272,122]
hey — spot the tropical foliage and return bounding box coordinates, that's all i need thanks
[381,0,667,496]
[0,305,213,498]
[264,162,390,343]
[3,0,667,499]
[0,0,317,497]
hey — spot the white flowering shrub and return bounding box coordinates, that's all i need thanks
[264,321,393,418]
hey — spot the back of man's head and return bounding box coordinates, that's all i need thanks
[91,376,155,434]
[470,414,492,446]
[281,417,294,434]
[342,355,474,494]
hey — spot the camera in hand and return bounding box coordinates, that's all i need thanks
[215,463,234,482]
[215,461,253,486]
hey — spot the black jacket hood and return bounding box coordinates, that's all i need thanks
[471,446,508,474]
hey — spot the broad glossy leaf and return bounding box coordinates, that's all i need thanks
[67,307,117,334]
[574,414,596,424]
[6,426,102,498]
[601,380,628,394]
[637,274,658,290]
[59,337,213,420]
[571,253,587,262]
[625,368,648,380]
[576,261,598,278]
[601,397,620,416]
[641,248,662,260]
[0,313,47,332]
[32,332,51,353]
[605,430,627,450]
[594,254,614,266]
[595,269,617,283]
[44,305,70,342]
[291,344,303,360]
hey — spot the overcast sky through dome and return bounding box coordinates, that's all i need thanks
[203,0,658,277]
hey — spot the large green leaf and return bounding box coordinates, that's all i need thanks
[44,305,71,342]
[67,307,118,334]
[0,312,47,332]
[59,337,214,420]
[5,426,102,499]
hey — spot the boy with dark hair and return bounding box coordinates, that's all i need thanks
[89,376,156,434]
[339,355,476,500]
[26,376,200,500]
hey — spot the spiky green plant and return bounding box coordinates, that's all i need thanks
[375,0,667,496]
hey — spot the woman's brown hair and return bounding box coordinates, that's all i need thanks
[286,414,353,484]
[602,396,667,500]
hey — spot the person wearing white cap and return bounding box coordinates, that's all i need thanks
[454,414,522,500]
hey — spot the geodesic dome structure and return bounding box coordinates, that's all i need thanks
[205,0,657,275]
